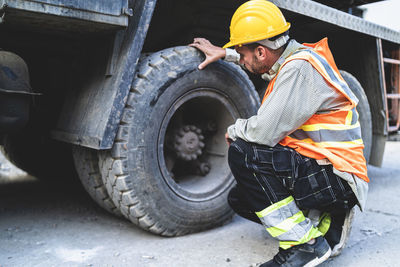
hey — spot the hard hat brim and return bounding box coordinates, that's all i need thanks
[222,42,234,49]
[223,22,290,49]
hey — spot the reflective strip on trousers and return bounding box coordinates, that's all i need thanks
[318,212,331,236]
[304,209,332,236]
[255,196,323,249]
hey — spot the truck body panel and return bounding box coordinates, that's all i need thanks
[273,0,400,44]
[51,0,157,149]
[1,0,130,27]
[45,0,400,152]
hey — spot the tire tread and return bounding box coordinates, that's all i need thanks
[99,46,257,236]
[72,146,121,216]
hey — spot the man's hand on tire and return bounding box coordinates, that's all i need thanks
[189,38,226,70]
[225,132,233,146]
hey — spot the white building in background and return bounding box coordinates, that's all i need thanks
[362,0,400,32]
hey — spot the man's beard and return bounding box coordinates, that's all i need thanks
[251,55,267,75]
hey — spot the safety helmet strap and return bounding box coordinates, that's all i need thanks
[255,35,290,50]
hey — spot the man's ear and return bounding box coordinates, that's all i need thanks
[256,46,267,60]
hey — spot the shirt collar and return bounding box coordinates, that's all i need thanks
[261,39,305,81]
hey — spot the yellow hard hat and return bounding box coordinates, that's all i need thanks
[223,0,291,48]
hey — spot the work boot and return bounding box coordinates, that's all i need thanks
[259,236,331,267]
[325,207,355,257]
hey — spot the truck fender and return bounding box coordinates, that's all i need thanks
[52,0,158,150]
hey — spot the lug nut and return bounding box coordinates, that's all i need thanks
[199,162,211,176]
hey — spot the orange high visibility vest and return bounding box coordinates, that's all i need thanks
[262,38,368,182]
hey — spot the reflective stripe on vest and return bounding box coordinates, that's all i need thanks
[287,49,363,148]
[290,49,359,105]
[290,107,362,145]
[262,38,368,182]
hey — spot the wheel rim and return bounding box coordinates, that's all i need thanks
[158,88,238,202]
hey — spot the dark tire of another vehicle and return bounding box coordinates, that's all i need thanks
[1,133,79,182]
[340,70,372,162]
[72,146,121,216]
[98,46,260,236]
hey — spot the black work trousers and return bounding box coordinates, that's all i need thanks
[227,138,357,224]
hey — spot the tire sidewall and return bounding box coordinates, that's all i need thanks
[125,49,259,229]
[340,71,372,162]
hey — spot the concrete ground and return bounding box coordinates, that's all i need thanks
[0,142,400,267]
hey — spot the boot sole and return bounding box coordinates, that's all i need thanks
[303,247,332,267]
[330,208,355,257]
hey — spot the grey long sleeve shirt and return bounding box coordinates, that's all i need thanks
[226,40,348,146]
[224,39,368,210]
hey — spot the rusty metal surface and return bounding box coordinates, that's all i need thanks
[379,39,400,133]
[385,49,400,132]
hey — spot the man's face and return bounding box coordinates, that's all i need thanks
[235,45,269,74]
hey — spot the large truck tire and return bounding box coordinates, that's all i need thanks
[98,46,260,236]
[340,70,372,162]
[72,146,121,216]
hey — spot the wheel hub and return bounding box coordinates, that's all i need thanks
[173,125,205,161]
[159,89,240,201]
